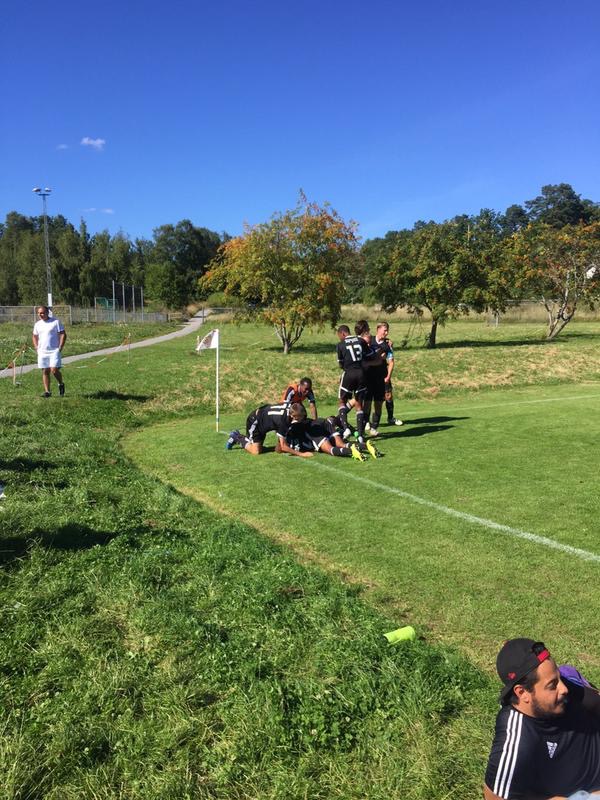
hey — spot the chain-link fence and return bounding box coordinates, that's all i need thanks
[0,306,170,325]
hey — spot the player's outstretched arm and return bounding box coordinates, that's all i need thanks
[277,438,314,457]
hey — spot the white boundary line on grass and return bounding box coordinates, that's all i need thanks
[305,460,600,564]
[418,391,600,414]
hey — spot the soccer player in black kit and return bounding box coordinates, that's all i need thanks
[336,320,382,444]
[226,402,312,457]
[363,322,395,436]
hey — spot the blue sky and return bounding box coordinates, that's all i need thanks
[2,0,599,243]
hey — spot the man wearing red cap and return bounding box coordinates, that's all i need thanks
[484,638,600,799]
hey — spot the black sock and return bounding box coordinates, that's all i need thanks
[338,405,349,427]
[386,399,394,420]
[331,446,351,457]
[363,399,372,424]
[356,410,365,438]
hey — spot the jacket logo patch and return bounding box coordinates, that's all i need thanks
[546,741,558,758]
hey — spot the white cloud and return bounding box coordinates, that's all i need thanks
[82,207,114,215]
[83,207,97,212]
[56,143,69,150]
[81,136,106,151]
[101,208,115,215]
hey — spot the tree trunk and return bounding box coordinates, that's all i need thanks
[544,297,576,340]
[546,314,574,340]
[427,319,438,348]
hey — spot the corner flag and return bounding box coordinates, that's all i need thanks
[196,328,220,432]
[196,329,219,351]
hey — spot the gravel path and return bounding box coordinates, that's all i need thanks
[0,313,209,381]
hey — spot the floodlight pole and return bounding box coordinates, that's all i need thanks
[32,187,53,308]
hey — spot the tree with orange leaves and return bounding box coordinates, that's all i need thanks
[508,222,600,339]
[200,195,360,353]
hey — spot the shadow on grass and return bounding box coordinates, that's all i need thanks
[260,331,600,355]
[256,342,336,355]
[434,330,600,349]
[86,390,152,402]
[434,338,547,350]
[0,458,57,472]
[0,523,117,567]
[404,415,469,425]
[381,424,454,439]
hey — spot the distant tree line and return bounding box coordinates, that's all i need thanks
[0,214,227,309]
[2,184,599,347]
[360,184,600,346]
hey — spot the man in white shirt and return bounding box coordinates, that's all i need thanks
[32,306,67,397]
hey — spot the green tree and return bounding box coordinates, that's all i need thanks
[108,233,134,288]
[373,220,491,348]
[201,197,360,353]
[16,235,47,304]
[144,261,185,310]
[508,222,600,339]
[0,212,35,304]
[362,231,405,305]
[80,231,112,302]
[148,221,221,308]
[500,204,529,235]
[524,184,598,228]
[54,223,83,304]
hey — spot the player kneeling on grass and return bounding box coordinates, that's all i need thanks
[226,402,312,457]
[287,417,383,462]
[281,377,318,420]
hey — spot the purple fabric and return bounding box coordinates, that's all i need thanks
[559,664,592,688]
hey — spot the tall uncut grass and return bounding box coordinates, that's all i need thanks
[3,317,600,798]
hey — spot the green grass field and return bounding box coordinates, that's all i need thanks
[125,382,600,675]
[0,320,179,369]
[1,317,600,799]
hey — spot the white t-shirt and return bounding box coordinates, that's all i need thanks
[33,317,65,352]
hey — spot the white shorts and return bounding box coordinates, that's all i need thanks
[38,350,62,369]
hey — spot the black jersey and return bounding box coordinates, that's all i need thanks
[337,335,370,370]
[485,682,600,798]
[251,404,291,438]
[364,336,393,373]
[286,418,329,452]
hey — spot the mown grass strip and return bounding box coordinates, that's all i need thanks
[304,459,600,563]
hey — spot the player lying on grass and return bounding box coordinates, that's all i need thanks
[226,402,312,456]
[484,637,600,800]
[281,377,318,420]
[286,416,383,462]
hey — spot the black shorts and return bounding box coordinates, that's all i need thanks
[305,421,330,450]
[338,369,366,402]
[365,368,387,402]
[245,410,266,444]
[324,416,341,436]
[286,423,328,452]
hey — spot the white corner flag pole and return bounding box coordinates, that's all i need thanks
[196,327,220,432]
[215,329,220,433]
